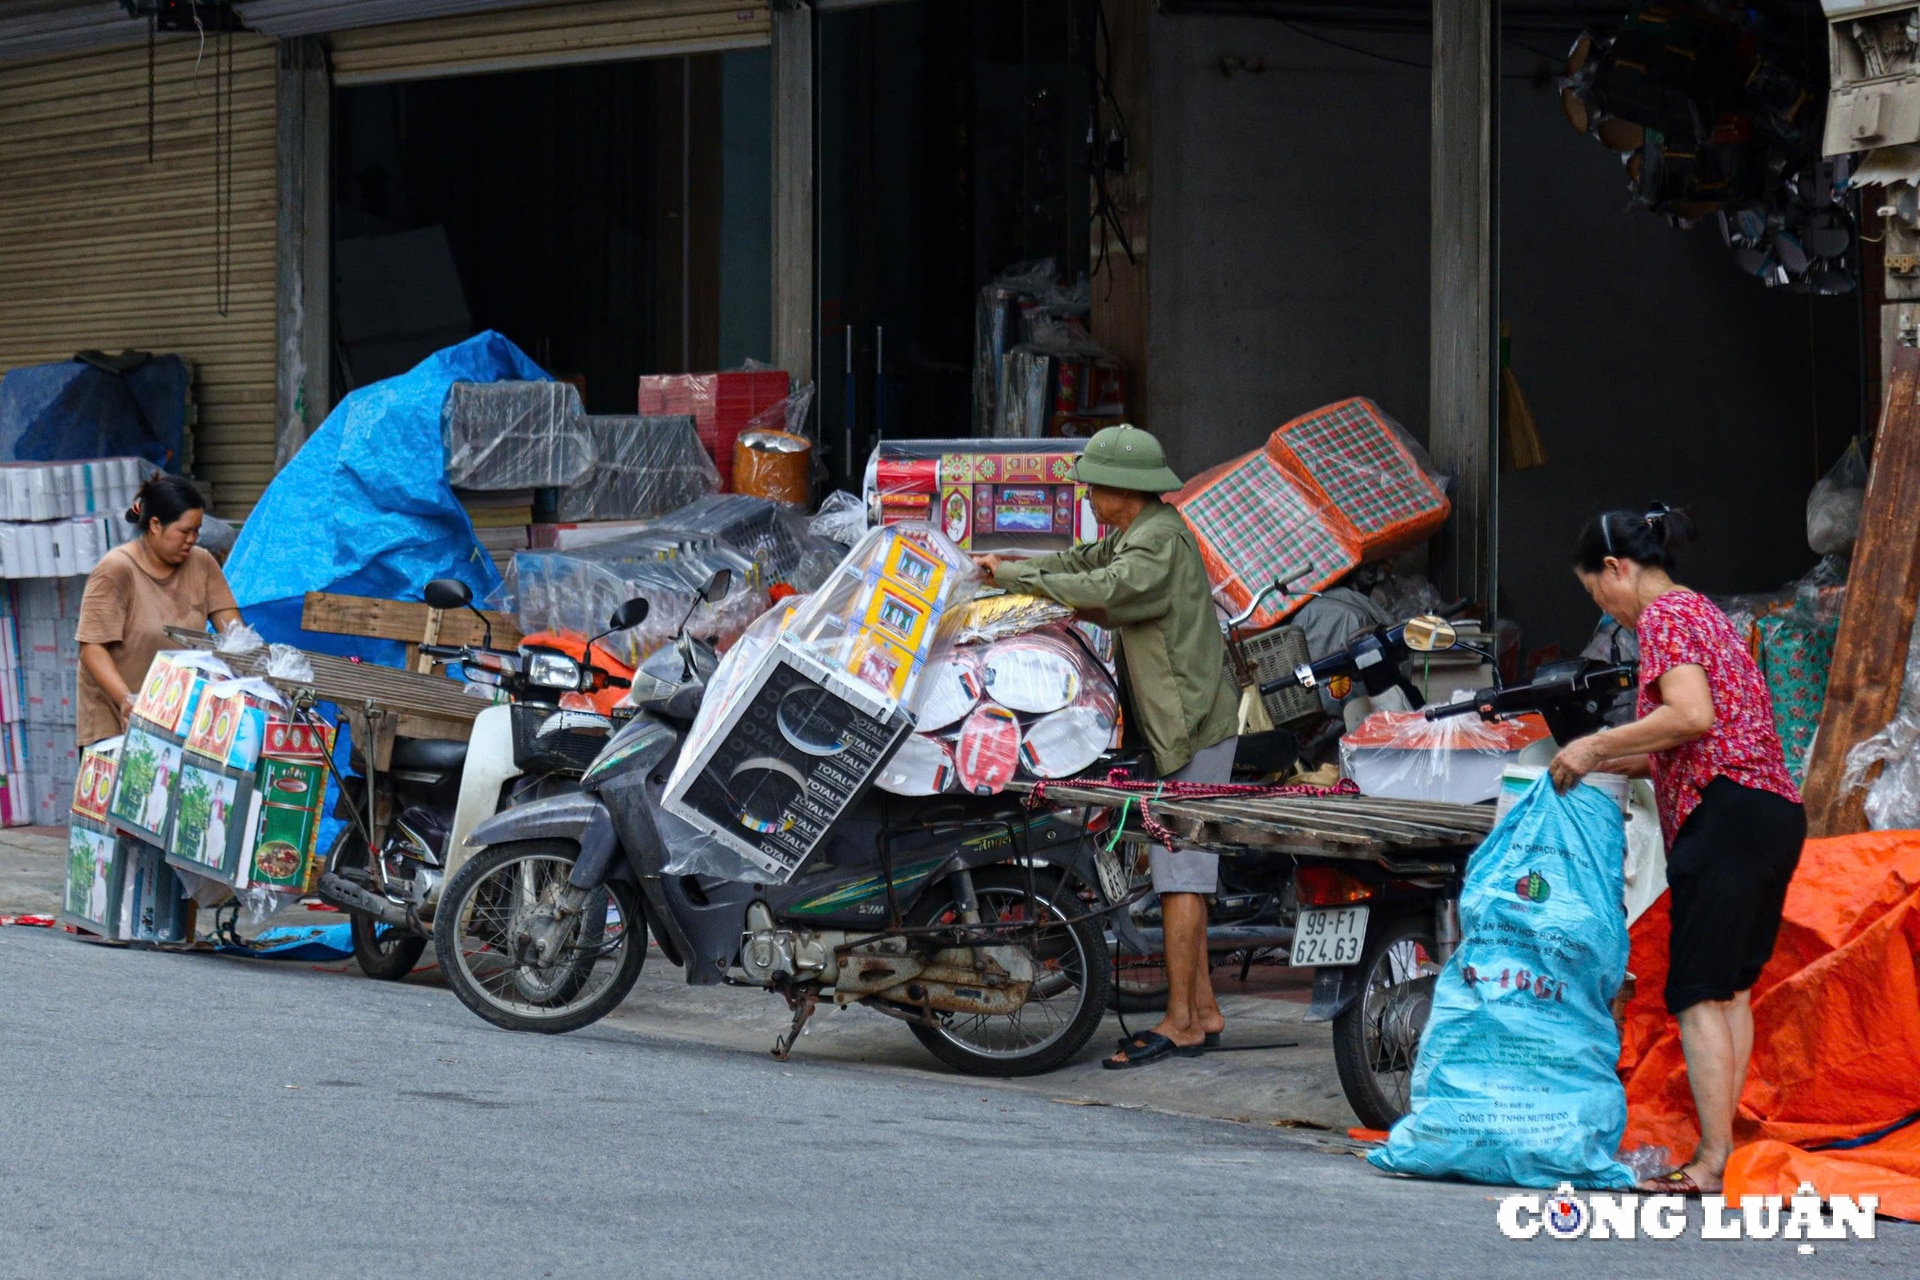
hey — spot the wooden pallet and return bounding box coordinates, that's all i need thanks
[1008,779,1495,862]
[301,590,523,674]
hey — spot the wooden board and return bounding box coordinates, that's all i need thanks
[301,591,523,650]
[1802,345,1920,836]
[1009,780,1494,862]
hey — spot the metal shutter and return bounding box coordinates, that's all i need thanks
[328,0,769,86]
[0,36,279,516]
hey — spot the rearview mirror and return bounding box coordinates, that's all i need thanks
[609,597,650,632]
[703,568,733,603]
[424,578,472,610]
[1402,615,1458,654]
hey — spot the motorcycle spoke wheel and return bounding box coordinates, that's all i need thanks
[437,844,642,1029]
[1331,912,1440,1129]
[906,872,1109,1076]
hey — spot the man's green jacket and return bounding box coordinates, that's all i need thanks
[993,499,1238,776]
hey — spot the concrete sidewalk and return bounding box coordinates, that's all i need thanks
[0,825,65,917]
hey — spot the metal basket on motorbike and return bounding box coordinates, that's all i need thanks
[1230,624,1319,728]
[510,702,610,775]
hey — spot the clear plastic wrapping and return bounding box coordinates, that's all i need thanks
[655,493,820,589]
[637,368,791,490]
[808,490,868,546]
[660,526,980,881]
[1339,710,1552,805]
[1807,438,1867,556]
[556,414,718,523]
[1843,621,1920,830]
[441,381,593,490]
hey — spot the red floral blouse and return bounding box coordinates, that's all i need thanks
[1635,589,1800,846]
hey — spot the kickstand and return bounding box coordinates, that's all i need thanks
[772,990,820,1061]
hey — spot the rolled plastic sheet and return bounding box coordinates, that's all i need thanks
[556,414,717,522]
[911,650,984,732]
[441,380,593,490]
[874,733,956,796]
[980,632,1087,713]
[953,704,1022,795]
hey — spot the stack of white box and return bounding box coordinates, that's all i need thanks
[0,458,149,579]
[10,577,84,826]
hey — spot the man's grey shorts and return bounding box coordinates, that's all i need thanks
[1148,735,1238,895]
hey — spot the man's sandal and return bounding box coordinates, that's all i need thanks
[1114,1030,1220,1052]
[1103,1031,1205,1069]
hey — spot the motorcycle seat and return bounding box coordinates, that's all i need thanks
[389,737,469,773]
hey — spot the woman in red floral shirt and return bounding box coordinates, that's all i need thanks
[1549,504,1804,1196]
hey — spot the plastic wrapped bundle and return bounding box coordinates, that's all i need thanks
[511,540,702,668]
[656,493,813,586]
[1265,398,1450,561]
[1340,710,1551,805]
[556,414,716,522]
[862,437,1097,551]
[442,381,593,490]
[1173,448,1360,630]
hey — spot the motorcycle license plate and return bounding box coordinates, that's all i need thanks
[1290,906,1369,967]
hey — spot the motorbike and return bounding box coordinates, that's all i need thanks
[315,577,646,980]
[431,569,1117,1078]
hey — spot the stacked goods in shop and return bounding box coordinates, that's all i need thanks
[11,577,85,825]
[639,369,790,490]
[555,414,717,523]
[0,457,149,578]
[1174,398,1449,631]
[661,525,977,883]
[862,438,1100,552]
[875,622,1120,798]
[458,489,534,578]
[440,381,595,491]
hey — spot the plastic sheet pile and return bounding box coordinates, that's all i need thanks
[441,380,594,490]
[0,353,191,469]
[655,493,831,590]
[863,438,1096,551]
[1175,398,1449,631]
[1620,831,1920,1220]
[555,414,717,523]
[1339,710,1550,805]
[660,525,978,882]
[1370,775,1637,1189]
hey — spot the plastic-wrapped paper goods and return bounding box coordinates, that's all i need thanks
[1844,622,1920,831]
[556,414,717,523]
[441,380,593,490]
[1340,710,1551,805]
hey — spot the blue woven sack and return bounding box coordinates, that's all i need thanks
[1368,774,1636,1189]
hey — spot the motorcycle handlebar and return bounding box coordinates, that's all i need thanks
[419,643,465,659]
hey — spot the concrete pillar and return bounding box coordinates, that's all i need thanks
[1428,0,1499,611]
[274,35,330,471]
[771,3,814,399]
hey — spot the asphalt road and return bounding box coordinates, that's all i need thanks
[1,928,1913,1280]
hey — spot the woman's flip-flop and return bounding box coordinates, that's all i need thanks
[1115,1030,1221,1053]
[1103,1031,1204,1069]
[1638,1169,1710,1198]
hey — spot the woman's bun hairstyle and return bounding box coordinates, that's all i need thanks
[1572,502,1696,573]
[125,473,205,531]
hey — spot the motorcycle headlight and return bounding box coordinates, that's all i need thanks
[526,652,584,691]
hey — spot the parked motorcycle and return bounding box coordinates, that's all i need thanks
[1299,639,1638,1128]
[432,570,1116,1077]
[316,578,647,980]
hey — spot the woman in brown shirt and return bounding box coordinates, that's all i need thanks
[75,475,241,745]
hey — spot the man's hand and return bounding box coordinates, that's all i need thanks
[1548,733,1609,793]
[971,553,1006,577]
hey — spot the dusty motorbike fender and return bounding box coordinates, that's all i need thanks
[465,788,607,851]
[1303,965,1362,1023]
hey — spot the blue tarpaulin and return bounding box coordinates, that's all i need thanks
[0,354,190,468]
[225,330,549,665]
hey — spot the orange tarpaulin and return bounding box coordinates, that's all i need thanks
[1619,831,1920,1220]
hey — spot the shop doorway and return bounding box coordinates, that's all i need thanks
[331,51,772,412]
[818,0,1093,482]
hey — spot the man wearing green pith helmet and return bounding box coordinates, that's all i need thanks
[972,424,1239,1069]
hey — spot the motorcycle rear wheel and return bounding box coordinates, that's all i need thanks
[350,911,428,981]
[905,870,1110,1077]
[1330,910,1440,1130]
[433,839,647,1035]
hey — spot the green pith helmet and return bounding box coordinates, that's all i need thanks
[1070,424,1183,493]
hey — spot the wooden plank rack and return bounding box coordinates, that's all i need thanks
[164,626,483,770]
[1006,779,1496,864]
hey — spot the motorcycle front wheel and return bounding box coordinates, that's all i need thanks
[433,839,647,1035]
[905,869,1110,1077]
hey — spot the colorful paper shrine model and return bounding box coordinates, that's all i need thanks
[863,439,1100,552]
